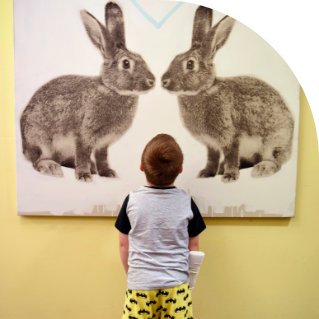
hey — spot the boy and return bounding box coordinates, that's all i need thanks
[115,134,206,319]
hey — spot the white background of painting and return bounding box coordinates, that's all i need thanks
[14,0,300,216]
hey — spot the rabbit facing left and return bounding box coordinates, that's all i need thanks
[20,2,155,182]
[161,6,294,183]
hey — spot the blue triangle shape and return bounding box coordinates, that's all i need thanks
[130,0,184,29]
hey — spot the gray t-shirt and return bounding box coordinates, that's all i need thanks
[115,186,206,290]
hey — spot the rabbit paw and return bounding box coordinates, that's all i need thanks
[98,168,117,178]
[76,172,93,183]
[221,170,239,183]
[36,159,64,177]
[198,169,217,178]
[217,162,224,175]
[90,162,97,175]
[252,161,279,178]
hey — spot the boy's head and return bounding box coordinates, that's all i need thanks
[141,134,183,186]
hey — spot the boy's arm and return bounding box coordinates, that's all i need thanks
[119,232,129,275]
[189,235,199,251]
[115,195,131,276]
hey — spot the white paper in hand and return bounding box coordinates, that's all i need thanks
[189,251,205,293]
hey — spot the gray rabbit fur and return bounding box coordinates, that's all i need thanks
[161,6,294,183]
[20,2,155,182]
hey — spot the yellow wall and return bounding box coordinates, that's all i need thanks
[1,1,319,318]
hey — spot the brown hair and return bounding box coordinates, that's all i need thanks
[141,134,183,186]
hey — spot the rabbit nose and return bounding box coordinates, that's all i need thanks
[147,78,155,87]
[162,79,170,87]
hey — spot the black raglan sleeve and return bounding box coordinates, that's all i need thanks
[188,198,206,237]
[115,195,131,235]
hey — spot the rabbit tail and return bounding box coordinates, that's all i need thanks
[20,113,64,178]
[251,121,294,178]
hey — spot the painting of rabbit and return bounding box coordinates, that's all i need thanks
[161,6,294,183]
[20,2,155,182]
[14,0,299,216]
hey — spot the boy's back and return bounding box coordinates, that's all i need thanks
[116,185,205,290]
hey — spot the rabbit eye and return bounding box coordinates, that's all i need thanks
[118,57,135,73]
[183,58,198,73]
[187,60,194,70]
[123,59,130,69]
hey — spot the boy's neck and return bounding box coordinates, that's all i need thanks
[145,181,175,188]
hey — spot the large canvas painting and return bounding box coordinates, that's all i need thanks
[14,0,300,217]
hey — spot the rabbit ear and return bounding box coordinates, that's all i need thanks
[105,2,126,50]
[192,6,213,47]
[80,10,110,60]
[209,15,235,54]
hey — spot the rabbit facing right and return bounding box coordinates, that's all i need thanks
[161,6,294,183]
[20,2,155,182]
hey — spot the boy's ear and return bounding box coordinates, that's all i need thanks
[179,166,183,174]
[140,163,144,172]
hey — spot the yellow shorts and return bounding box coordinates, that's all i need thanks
[122,283,193,319]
